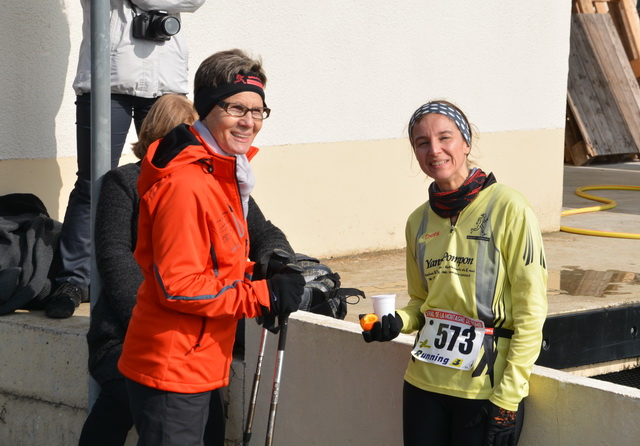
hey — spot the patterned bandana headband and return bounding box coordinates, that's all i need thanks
[408,102,471,147]
[194,72,266,118]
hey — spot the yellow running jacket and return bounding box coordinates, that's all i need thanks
[397,183,548,411]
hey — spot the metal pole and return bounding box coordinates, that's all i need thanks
[265,315,289,446]
[88,0,111,410]
[243,327,269,445]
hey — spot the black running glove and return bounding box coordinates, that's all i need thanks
[265,269,305,316]
[465,402,517,446]
[362,312,403,343]
[254,249,294,280]
[255,249,297,332]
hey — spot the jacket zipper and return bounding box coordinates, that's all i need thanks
[193,318,207,350]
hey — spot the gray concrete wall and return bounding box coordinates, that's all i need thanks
[0,310,137,446]
[3,309,640,446]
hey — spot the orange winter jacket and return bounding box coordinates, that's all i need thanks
[118,124,271,393]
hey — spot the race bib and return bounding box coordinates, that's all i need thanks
[411,309,485,370]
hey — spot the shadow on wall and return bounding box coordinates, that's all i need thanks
[0,0,69,217]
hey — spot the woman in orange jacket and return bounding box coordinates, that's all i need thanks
[118,49,305,445]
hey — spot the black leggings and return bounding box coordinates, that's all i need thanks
[402,381,525,446]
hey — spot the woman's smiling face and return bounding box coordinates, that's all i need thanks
[202,91,264,155]
[411,113,471,191]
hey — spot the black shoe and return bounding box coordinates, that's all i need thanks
[44,282,88,319]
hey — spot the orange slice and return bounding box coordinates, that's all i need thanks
[360,313,379,331]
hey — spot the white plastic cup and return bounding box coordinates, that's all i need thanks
[371,294,396,318]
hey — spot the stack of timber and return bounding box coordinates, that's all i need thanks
[566,1,640,165]
[574,0,640,77]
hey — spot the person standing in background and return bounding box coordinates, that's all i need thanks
[46,0,205,319]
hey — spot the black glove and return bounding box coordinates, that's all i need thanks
[258,312,279,334]
[362,312,403,343]
[465,402,517,446]
[255,249,294,280]
[265,268,305,316]
[255,249,296,332]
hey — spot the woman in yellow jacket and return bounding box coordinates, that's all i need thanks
[362,100,547,446]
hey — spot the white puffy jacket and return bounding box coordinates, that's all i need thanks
[73,0,205,98]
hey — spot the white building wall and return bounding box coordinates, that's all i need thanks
[0,0,573,256]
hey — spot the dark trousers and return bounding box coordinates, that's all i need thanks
[80,378,226,446]
[56,93,157,289]
[402,381,525,446]
[125,378,226,446]
[79,380,133,446]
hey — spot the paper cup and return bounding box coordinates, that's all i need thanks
[371,294,396,318]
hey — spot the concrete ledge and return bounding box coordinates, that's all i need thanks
[0,308,91,445]
[0,392,85,446]
[0,306,243,446]
[0,310,90,408]
[241,311,640,446]
[526,366,640,445]
[2,307,640,445]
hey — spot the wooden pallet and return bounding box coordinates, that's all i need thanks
[574,0,640,79]
[565,13,640,165]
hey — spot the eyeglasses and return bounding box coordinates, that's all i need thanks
[217,101,271,120]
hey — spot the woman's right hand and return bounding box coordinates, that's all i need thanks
[362,312,403,342]
[265,269,305,316]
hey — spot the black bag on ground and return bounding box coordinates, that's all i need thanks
[296,253,365,320]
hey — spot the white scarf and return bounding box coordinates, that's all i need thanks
[193,120,255,218]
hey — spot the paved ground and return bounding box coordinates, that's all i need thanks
[322,161,640,324]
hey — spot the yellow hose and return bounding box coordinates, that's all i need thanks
[560,185,640,240]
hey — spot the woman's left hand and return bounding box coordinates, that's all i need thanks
[465,402,517,446]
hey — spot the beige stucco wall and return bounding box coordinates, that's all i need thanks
[0,127,562,257]
[0,1,572,257]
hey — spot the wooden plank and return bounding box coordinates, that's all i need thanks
[608,0,637,60]
[569,15,620,154]
[619,0,640,61]
[587,14,640,152]
[568,141,594,165]
[583,0,640,77]
[582,14,637,154]
[630,57,640,77]
[568,14,640,158]
[565,104,581,149]
[600,13,640,131]
[575,0,596,13]
[565,102,595,165]
[568,16,608,152]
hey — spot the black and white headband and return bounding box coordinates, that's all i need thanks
[408,102,471,146]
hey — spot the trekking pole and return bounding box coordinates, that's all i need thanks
[265,262,303,446]
[243,249,297,445]
[243,325,268,446]
[265,313,289,446]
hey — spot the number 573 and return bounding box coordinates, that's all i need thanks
[433,323,475,354]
